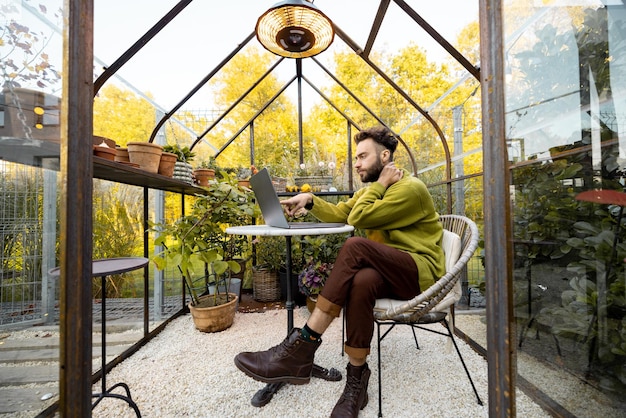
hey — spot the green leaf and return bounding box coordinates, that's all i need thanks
[212,260,229,275]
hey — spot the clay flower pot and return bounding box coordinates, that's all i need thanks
[188,293,238,333]
[193,168,215,186]
[93,145,116,161]
[127,142,163,173]
[115,147,130,163]
[158,152,178,177]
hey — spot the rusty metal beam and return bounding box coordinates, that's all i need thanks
[215,76,297,157]
[393,0,480,80]
[148,32,256,143]
[479,0,516,416]
[363,0,391,57]
[93,0,193,95]
[60,0,94,416]
[189,57,285,151]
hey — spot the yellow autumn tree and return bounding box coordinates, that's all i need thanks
[196,46,298,175]
[93,84,157,146]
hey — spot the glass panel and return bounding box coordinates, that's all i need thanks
[0,2,63,170]
[505,1,626,415]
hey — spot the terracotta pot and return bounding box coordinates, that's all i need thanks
[193,168,215,186]
[114,147,130,163]
[188,293,238,333]
[127,142,163,173]
[158,152,177,177]
[306,295,317,313]
[93,145,116,160]
[93,135,116,148]
[238,179,251,188]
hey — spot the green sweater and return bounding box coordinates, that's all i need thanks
[309,169,445,292]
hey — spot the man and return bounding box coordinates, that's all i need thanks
[234,126,445,417]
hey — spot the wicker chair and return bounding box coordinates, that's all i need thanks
[372,214,483,417]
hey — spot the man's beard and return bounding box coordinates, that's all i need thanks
[359,157,385,183]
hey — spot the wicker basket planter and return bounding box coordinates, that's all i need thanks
[252,267,281,302]
[272,177,287,192]
[188,293,238,333]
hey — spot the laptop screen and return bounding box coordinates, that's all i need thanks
[249,168,345,229]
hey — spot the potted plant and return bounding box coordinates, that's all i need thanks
[163,144,196,183]
[252,235,284,302]
[152,171,259,332]
[194,157,218,186]
[236,165,256,189]
[127,141,163,173]
[254,223,348,305]
[295,232,346,308]
[158,151,178,177]
[298,261,334,312]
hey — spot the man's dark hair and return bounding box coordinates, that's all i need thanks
[354,126,398,154]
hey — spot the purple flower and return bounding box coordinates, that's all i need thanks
[298,262,333,297]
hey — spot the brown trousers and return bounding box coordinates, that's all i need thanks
[316,236,420,359]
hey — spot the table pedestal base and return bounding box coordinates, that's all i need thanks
[251,364,342,407]
[92,382,141,416]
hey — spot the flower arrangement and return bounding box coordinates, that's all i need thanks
[296,161,336,177]
[237,165,257,180]
[298,261,333,297]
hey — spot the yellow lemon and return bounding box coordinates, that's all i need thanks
[301,183,312,192]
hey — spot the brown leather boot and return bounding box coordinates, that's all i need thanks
[330,362,370,418]
[234,327,321,385]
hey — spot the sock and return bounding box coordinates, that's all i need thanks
[349,362,367,371]
[300,324,322,342]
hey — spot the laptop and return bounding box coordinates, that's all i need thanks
[250,168,346,229]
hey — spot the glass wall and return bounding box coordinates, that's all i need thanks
[504,1,625,415]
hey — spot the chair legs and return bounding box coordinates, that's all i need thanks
[439,318,484,406]
[376,321,383,418]
[375,317,483,417]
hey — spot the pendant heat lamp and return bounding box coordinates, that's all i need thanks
[256,0,334,58]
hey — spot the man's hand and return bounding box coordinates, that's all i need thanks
[377,162,403,188]
[280,193,314,217]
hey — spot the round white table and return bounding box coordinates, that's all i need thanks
[226,224,354,408]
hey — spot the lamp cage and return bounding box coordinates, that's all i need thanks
[256,0,334,58]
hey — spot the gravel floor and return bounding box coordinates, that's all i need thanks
[82,307,548,418]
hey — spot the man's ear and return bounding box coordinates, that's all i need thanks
[381,149,390,164]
